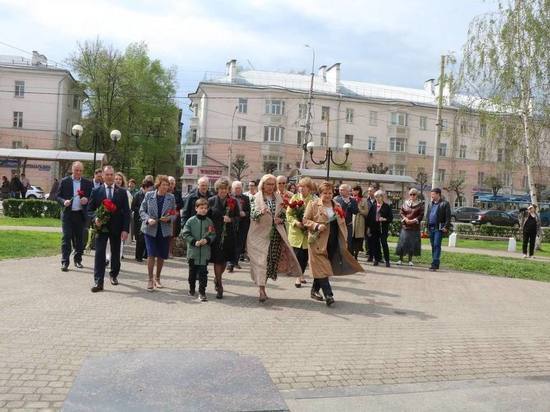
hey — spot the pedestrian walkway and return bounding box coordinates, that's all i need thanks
[1,253,550,410]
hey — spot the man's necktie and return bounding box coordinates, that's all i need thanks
[107,186,112,200]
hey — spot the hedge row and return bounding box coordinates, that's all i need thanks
[2,199,61,218]
[453,222,550,243]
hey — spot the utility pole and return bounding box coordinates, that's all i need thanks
[431,55,446,189]
[228,105,238,178]
[300,45,315,170]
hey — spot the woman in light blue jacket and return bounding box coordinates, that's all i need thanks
[139,175,176,291]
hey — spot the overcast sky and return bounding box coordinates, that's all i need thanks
[0,0,497,111]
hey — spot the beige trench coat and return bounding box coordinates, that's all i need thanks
[247,192,302,286]
[352,197,370,238]
[303,198,364,279]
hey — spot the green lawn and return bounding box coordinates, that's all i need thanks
[0,231,61,260]
[398,252,550,282]
[0,216,61,227]
[388,235,550,258]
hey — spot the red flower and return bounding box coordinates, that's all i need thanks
[102,198,117,213]
[226,197,237,211]
[167,209,178,216]
[421,231,429,239]
[77,189,85,198]
[335,205,345,219]
[207,225,215,234]
[297,200,304,207]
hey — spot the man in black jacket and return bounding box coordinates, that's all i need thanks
[426,188,452,271]
[87,165,130,292]
[56,161,93,271]
[181,176,212,227]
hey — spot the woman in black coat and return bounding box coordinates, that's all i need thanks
[370,189,394,267]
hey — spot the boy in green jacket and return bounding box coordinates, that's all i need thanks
[181,198,216,301]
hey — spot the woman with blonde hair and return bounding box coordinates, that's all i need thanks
[303,181,363,306]
[287,177,317,287]
[248,174,301,302]
[139,175,176,290]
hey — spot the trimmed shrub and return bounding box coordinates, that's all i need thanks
[2,199,61,218]
[453,222,549,243]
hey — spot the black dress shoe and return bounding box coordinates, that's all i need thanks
[385,262,391,267]
[227,265,234,273]
[74,262,84,269]
[325,296,335,306]
[373,261,379,266]
[216,288,223,299]
[61,263,69,272]
[310,290,324,301]
[429,265,437,272]
[136,258,143,262]
[91,284,104,293]
[110,276,119,285]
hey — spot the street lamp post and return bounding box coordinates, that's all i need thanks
[306,142,352,180]
[72,124,122,171]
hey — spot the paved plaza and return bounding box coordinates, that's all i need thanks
[1,250,550,411]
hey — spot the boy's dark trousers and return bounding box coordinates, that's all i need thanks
[188,259,208,294]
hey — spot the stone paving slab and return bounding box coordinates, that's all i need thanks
[63,350,288,412]
[1,252,550,411]
[0,225,61,232]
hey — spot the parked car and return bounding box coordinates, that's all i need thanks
[540,209,550,227]
[25,186,45,199]
[451,207,481,223]
[472,210,519,227]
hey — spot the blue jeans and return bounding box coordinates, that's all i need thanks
[429,227,443,268]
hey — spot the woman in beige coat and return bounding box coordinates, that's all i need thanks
[303,181,364,306]
[247,174,302,302]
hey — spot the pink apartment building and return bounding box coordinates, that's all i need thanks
[186,60,548,206]
[0,52,82,192]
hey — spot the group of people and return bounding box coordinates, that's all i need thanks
[61,161,545,305]
[0,172,31,199]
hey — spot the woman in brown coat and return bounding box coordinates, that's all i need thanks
[396,188,424,266]
[303,181,364,306]
[247,174,302,302]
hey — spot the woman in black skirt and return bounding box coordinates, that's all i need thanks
[208,177,239,299]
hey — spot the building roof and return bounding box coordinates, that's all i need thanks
[200,69,441,106]
[298,168,416,184]
[0,148,106,162]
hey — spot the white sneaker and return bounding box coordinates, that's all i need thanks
[408,261,414,267]
[522,254,528,258]
[396,260,402,266]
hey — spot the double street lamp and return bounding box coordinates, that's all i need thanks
[71,124,122,171]
[306,141,352,180]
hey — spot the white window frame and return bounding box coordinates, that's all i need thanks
[391,112,408,126]
[480,123,487,138]
[441,119,448,130]
[459,145,467,159]
[368,136,376,151]
[238,98,248,114]
[262,154,283,171]
[298,104,307,120]
[419,116,427,130]
[14,81,24,97]
[189,128,198,143]
[438,143,447,157]
[321,106,330,121]
[417,141,427,155]
[297,131,304,146]
[389,164,406,176]
[345,108,354,123]
[478,171,485,186]
[369,111,377,126]
[265,100,285,115]
[237,125,246,141]
[390,137,406,152]
[320,132,326,147]
[13,111,23,128]
[497,148,504,162]
[478,147,486,161]
[344,134,353,145]
[460,121,467,134]
[263,126,284,142]
[184,149,199,166]
[437,169,446,183]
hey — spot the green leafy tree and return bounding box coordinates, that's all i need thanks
[366,162,389,174]
[460,0,550,206]
[484,176,503,196]
[67,39,180,179]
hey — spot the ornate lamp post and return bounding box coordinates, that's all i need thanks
[306,142,352,180]
[71,124,122,171]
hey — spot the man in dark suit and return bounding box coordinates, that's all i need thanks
[364,186,377,262]
[56,161,93,272]
[426,188,452,271]
[87,165,130,292]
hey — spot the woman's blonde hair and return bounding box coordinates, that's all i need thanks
[317,181,334,194]
[115,171,127,188]
[154,174,170,189]
[298,176,316,192]
[258,174,276,193]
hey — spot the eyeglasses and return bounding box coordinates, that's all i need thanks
[410,193,417,196]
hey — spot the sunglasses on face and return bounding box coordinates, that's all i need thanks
[410,193,417,196]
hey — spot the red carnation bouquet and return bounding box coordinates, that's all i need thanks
[334,205,346,219]
[162,209,178,219]
[70,189,86,202]
[93,198,117,234]
[221,197,237,245]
